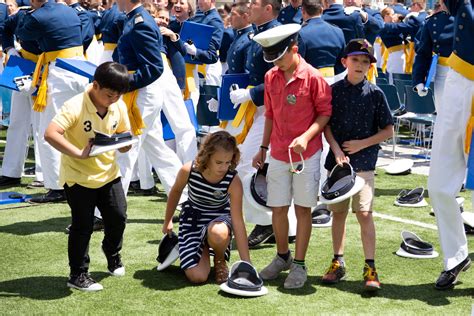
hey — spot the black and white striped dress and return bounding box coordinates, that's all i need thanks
[178,165,236,270]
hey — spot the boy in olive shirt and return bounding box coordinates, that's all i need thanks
[45,62,131,291]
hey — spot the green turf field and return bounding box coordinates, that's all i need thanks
[0,129,472,314]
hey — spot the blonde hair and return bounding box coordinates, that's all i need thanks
[194,131,240,173]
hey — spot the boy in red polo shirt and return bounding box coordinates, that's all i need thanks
[252,24,332,289]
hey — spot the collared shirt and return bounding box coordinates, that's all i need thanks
[264,56,332,163]
[53,86,130,189]
[325,77,393,172]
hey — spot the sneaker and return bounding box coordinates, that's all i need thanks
[259,253,293,280]
[248,225,274,247]
[0,176,21,187]
[129,180,141,192]
[435,257,471,290]
[27,180,44,189]
[67,273,103,291]
[104,251,125,277]
[284,263,307,289]
[265,235,296,244]
[322,259,346,284]
[29,189,66,203]
[363,263,381,291]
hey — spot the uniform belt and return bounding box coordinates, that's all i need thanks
[19,49,39,63]
[122,70,145,136]
[31,45,84,112]
[381,43,404,73]
[437,56,449,66]
[103,43,117,51]
[386,44,405,54]
[318,67,334,78]
[160,52,172,69]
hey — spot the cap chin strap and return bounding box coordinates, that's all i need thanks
[264,46,289,63]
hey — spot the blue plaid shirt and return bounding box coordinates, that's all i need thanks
[325,77,393,172]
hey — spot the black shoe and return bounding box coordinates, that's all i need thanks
[67,272,103,291]
[141,186,158,196]
[29,189,66,203]
[93,217,104,231]
[248,225,274,247]
[129,180,141,193]
[103,249,125,276]
[435,257,471,290]
[265,235,296,244]
[23,166,35,176]
[0,176,21,187]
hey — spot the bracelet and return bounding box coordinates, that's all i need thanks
[260,145,269,150]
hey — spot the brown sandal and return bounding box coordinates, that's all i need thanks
[214,259,229,284]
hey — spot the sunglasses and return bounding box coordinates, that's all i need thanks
[288,148,305,174]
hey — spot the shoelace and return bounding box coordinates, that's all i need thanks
[326,260,341,274]
[363,265,377,281]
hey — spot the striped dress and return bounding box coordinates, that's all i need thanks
[178,165,237,270]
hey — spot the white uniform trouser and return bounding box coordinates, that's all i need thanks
[237,106,297,235]
[433,64,449,112]
[99,49,114,65]
[117,76,183,198]
[32,111,43,181]
[374,41,383,69]
[190,60,223,110]
[161,61,198,164]
[387,50,405,84]
[40,60,88,190]
[85,38,104,66]
[2,92,37,178]
[427,68,472,271]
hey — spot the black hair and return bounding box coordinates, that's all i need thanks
[93,62,130,94]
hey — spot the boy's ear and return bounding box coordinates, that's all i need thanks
[92,81,100,90]
[341,57,348,68]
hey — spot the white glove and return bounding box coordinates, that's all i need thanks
[15,75,36,96]
[207,97,218,112]
[230,88,251,109]
[344,6,360,15]
[6,48,20,58]
[184,42,197,56]
[415,83,428,97]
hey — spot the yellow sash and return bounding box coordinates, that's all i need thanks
[381,44,404,73]
[220,85,257,144]
[103,43,117,51]
[438,56,449,66]
[19,49,39,63]
[122,71,145,136]
[184,63,196,100]
[465,97,474,153]
[405,41,415,74]
[318,67,335,78]
[31,46,84,112]
[367,63,378,84]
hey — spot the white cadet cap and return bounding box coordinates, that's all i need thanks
[252,23,301,63]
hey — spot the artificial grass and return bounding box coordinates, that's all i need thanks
[0,170,473,315]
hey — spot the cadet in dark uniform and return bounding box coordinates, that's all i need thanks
[226,1,253,74]
[99,2,126,63]
[322,0,365,44]
[278,0,302,24]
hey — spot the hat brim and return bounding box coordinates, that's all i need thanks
[263,46,289,63]
[242,173,271,213]
[312,216,332,228]
[385,159,414,175]
[220,282,268,297]
[346,52,377,64]
[319,176,365,205]
[396,247,439,259]
[156,246,179,271]
[394,198,428,208]
[462,211,474,227]
[89,138,138,157]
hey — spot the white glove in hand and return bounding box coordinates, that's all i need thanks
[184,42,197,56]
[230,88,251,109]
[344,6,360,15]
[15,76,36,96]
[207,97,218,112]
[415,83,428,97]
[7,48,20,58]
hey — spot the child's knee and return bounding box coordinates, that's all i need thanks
[186,270,209,284]
[207,222,230,244]
[356,211,373,224]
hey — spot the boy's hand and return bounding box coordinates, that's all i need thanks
[252,149,266,169]
[118,144,132,153]
[342,139,366,155]
[289,136,308,154]
[334,147,350,166]
[79,139,93,159]
[162,220,174,235]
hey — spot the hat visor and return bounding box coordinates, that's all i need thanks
[89,138,138,157]
[396,247,439,259]
[346,52,377,64]
[220,282,268,297]
[312,216,332,228]
[462,211,474,227]
[242,173,271,213]
[263,46,288,63]
[156,246,179,271]
[319,175,365,205]
[394,198,428,208]
[385,159,414,175]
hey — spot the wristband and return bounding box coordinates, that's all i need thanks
[260,146,269,150]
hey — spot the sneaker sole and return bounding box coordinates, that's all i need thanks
[322,274,347,284]
[248,233,274,248]
[364,282,381,291]
[67,282,103,292]
[435,259,471,290]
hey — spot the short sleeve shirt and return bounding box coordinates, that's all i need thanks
[324,77,393,172]
[53,86,130,189]
[264,56,332,163]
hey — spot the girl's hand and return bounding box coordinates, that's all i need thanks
[162,220,174,235]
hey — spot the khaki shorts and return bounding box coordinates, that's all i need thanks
[266,151,321,208]
[328,171,375,213]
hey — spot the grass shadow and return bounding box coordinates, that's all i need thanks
[0,216,70,235]
[133,266,190,291]
[127,218,164,225]
[0,276,72,300]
